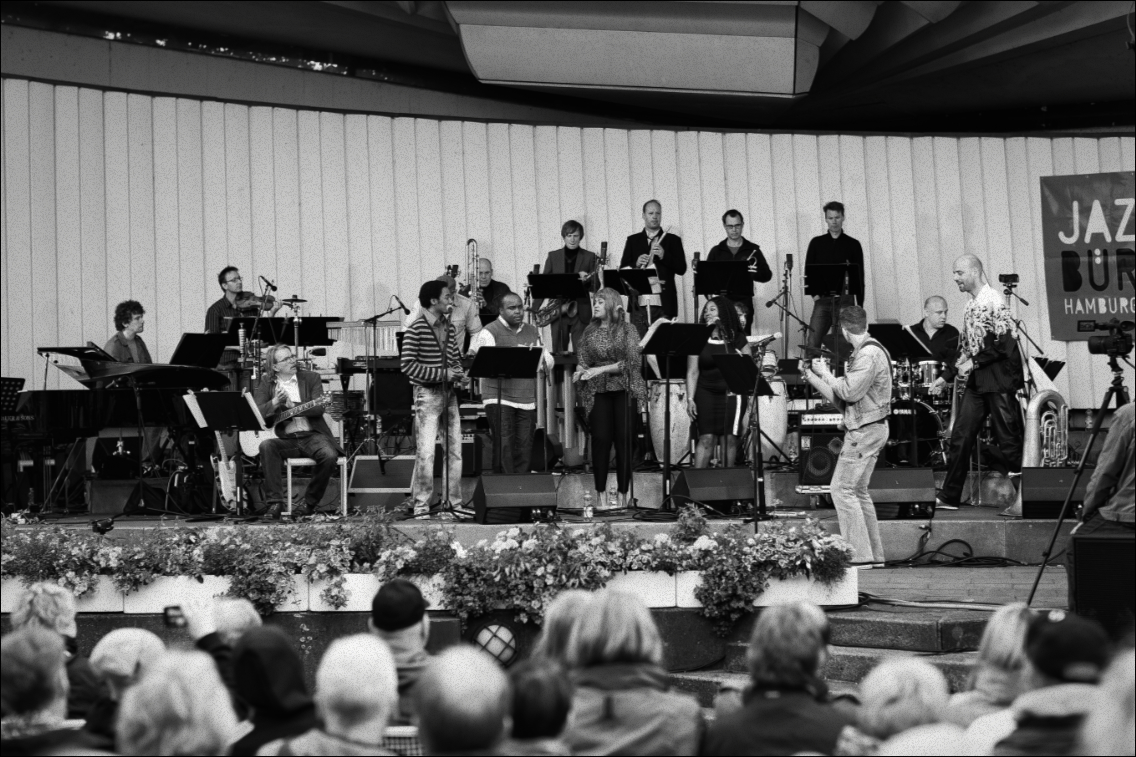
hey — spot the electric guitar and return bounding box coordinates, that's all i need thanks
[239,394,332,457]
[211,430,238,511]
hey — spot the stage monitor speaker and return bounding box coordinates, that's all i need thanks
[868,468,937,520]
[1020,467,1088,519]
[799,432,843,486]
[349,456,414,511]
[1071,527,1135,640]
[434,434,486,478]
[672,468,755,513]
[472,475,558,524]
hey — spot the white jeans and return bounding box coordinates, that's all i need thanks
[831,422,888,563]
[412,385,463,509]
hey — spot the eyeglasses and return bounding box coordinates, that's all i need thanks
[725,224,743,230]
[278,354,296,363]
[226,276,243,284]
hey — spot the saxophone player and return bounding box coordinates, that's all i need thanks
[537,220,599,353]
[476,258,512,322]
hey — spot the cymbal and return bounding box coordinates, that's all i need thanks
[282,296,308,305]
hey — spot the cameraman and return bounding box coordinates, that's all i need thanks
[1066,401,1134,613]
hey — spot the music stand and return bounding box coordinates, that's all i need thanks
[469,347,544,474]
[169,333,230,368]
[695,260,752,298]
[527,274,588,309]
[641,323,713,504]
[183,391,267,516]
[713,354,776,521]
[869,324,933,468]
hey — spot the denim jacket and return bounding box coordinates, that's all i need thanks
[820,337,892,430]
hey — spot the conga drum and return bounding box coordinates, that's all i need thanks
[648,380,691,465]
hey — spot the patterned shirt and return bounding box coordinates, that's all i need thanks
[576,321,648,415]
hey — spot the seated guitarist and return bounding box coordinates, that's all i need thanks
[255,344,344,520]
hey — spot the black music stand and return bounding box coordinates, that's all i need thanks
[641,323,713,505]
[169,333,230,368]
[528,274,588,308]
[869,324,933,468]
[469,347,544,474]
[714,354,776,521]
[184,391,266,516]
[695,260,752,299]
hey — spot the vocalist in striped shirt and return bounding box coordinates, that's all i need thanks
[401,280,466,517]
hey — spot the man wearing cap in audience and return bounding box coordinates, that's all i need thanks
[368,578,431,725]
[962,610,1112,756]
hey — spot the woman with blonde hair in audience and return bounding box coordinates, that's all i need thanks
[945,602,1035,727]
[561,588,702,755]
[117,650,238,756]
[845,658,954,753]
[1078,649,1135,756]
[83,628,167,749]
[531,589,592,665]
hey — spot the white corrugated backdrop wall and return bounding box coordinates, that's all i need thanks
[2,78,1133,406]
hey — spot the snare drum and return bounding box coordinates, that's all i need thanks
[648,380,691,465]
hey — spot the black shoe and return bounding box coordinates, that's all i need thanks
[264,502,285,521]
[299,502,321,519]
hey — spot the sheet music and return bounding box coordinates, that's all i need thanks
[182,392,208,429]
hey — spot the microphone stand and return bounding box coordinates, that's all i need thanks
[765,286,811,354]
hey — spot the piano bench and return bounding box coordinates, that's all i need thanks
[285,457,349,517]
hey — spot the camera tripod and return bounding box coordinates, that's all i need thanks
[1027,353,1130,606]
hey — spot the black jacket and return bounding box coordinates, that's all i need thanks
[702,687,853,756]
[910,321,960,381]
[705,237,772,306]
[620,231,688,318]
[254,370,344,454]
[969,330,1024,394]
[804,232,865,306]
[230,627,320,757]
[539,247,599,326]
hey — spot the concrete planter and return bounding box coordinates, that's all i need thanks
[278,575,310,612]
[123,576,231,614]
[676,569,858,609]
[310,573,380,612]
[1,577,124,614]
[607,571,677,608]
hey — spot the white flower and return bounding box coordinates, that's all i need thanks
[451,541,467,559]
[507,527,521,539]
[654,533,671,543]
[691,535,717,551]
[521,539,538,551]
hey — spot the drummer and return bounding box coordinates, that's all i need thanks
[909,295,959,395]
[685,297,753,468]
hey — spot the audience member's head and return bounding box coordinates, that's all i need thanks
[0,627,68,723]
[10,583,78,639]
[876,723,966,756]
[315,635,399,743]
[531,590,592,665]
[858,658,950,740]
[566,589,662,669]
[746,602,830,691]
[233,626,311,719]
[416,646,511,754]
[971,602,1034,687]
[89,628,166,699]
[370,579,430,647]
[213,597,262,647]
[1023,610,1111,689]
[116,651,237,756]
[507,659,572,742]
[1079,649,1135,756]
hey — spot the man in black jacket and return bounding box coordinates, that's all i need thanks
[706,209,772,334]
[254,344,344,519]
[937,255,1024,510]
[804,201,865,349]
[538,219,599,352]
[620,199,688,323]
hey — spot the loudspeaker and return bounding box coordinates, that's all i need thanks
[672,468,756,512]
[1072,527,1135,640]
[472,475,558,524]
[433,434,486,478]
[349,455,414,511]
[799,432,843,485]
[868,468,937,520]
[1020,467,1088,519]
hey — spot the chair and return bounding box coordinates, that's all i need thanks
[285,456,349,516]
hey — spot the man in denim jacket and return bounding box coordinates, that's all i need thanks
[801,306,892,565]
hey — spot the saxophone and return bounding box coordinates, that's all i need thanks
[534,243,607,327]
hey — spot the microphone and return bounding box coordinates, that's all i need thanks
[393,295,411,315]
[754,332,782,348]
[260,275,278,291]
[786,253,793,271]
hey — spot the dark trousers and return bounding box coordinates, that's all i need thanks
[486,403,536,474]
[552,317,588,354]
[1065,513,1136,616]
[259,432,340,507]
[807,295,856,349]
[590,390,632,493]
[939,387,1024,506]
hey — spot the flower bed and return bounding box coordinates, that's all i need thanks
[1,509,854,635]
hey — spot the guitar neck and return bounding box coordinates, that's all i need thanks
[277,396,325,423]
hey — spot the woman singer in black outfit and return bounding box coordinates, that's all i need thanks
[686,296,752,468]
[573,287,648,508]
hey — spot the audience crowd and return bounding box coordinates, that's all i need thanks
[1,576,1132,756]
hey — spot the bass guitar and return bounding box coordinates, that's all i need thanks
[239,394,331,457]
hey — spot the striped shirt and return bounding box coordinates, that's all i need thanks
[401,309,462,387]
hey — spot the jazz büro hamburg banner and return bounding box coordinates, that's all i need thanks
[1040,171,1134,341]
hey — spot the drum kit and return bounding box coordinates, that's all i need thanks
[886,357,952,468]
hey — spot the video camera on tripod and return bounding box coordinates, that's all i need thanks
[1077,318,1135,357]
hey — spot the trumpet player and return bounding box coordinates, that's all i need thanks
[476,258,512,322]
[620,200,688,321]
[706,209,772,334]
[401,279,467,517]
[537,220,599,353]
